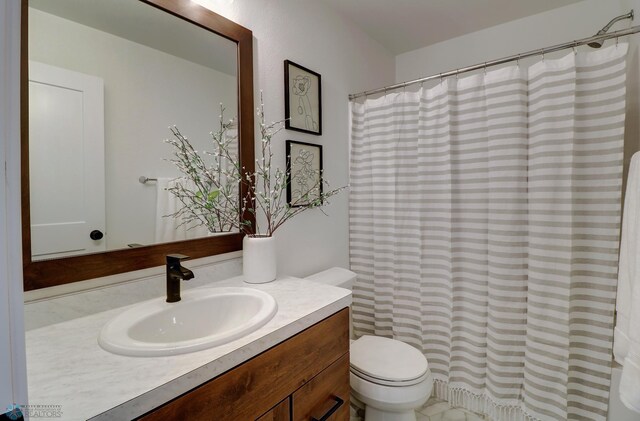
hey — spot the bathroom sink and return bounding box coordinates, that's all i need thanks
[98,287,277,357]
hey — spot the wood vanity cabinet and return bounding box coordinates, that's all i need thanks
[257,398,290,421]
[138,308,350,421]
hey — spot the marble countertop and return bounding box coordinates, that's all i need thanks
[25,276,351,421]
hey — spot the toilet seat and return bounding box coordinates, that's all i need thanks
[350,335,429,387]
[350,365,430,387]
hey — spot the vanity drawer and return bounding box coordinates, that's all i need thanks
[138,308,349,421]
[292,353,350,421]
[258,397,291,421]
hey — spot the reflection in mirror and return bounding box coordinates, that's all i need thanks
[28,0,239,261]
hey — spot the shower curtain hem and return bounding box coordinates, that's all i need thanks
[433,379,541,421]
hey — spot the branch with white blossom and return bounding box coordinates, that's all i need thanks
[165,94,346,238]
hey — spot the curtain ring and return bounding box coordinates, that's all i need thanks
[573,41,577,55]
[455,70,459,80]
[541,49,545,61]
[516,54,520,67]
[617,36,620,47]
[483,62,487,75]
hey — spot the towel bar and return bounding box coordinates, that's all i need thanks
[139,176,157,184]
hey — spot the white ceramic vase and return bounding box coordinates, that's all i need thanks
[242,235,276,284]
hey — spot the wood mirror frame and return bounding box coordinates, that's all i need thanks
[21,0,255,291]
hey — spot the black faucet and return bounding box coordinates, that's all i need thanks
[166,254,195,303]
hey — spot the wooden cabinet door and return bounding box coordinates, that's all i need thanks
[292,353,350,421]
[257,398,291,421]
[138,309,348,421]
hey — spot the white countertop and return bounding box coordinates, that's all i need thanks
[25,276,351,421]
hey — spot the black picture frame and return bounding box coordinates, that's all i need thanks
[284,60,322,135]
[286,140,323,207]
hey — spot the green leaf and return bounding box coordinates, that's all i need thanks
[207,190,220,201]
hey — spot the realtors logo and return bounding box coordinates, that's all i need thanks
[5,404,22,420]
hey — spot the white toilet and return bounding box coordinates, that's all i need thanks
[306,267,433,421]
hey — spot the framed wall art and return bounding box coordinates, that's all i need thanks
[286,140,323,207]
[284,60,322,135]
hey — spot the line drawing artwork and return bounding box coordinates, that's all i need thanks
[284,60,321,135]
[292,75,318,132]
[286,140,323,207]
[291,148,319,202]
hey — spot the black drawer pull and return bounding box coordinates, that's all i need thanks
[310,396,344,421]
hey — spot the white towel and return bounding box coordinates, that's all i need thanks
[616,152,640,413]
[154,178,209,243]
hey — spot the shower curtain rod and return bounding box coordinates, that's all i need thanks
[348,23,640,100]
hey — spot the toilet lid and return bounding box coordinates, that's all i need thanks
[350,336,429,384]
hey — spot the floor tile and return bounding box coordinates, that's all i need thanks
[418,398,488,421]
[350,392,488,421]
[424,396,443,407]
[419,401,450,416]
[416,413,431,421]
[441,409,468,421]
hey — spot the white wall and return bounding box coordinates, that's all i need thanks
[21,0,396,397]
[396,0,635,82]
[0,0,28,414]
[28,0,398,274]
[396,0,640,183]
[29,8,237,250]
[195,0,396,277]
[22,0,394,295]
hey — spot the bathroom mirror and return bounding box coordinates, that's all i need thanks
[21,0,255,290]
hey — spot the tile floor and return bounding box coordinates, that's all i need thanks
[351,397,486,421]
[416,398,486,421]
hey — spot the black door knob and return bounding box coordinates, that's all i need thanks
[90,230,104,240]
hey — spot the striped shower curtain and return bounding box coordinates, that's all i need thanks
[349,44,628,421]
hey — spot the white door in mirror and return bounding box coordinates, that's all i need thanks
[29,62,105,259]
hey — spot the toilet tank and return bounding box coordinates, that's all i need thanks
[305,267,357,291]
[306,267,357,339]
